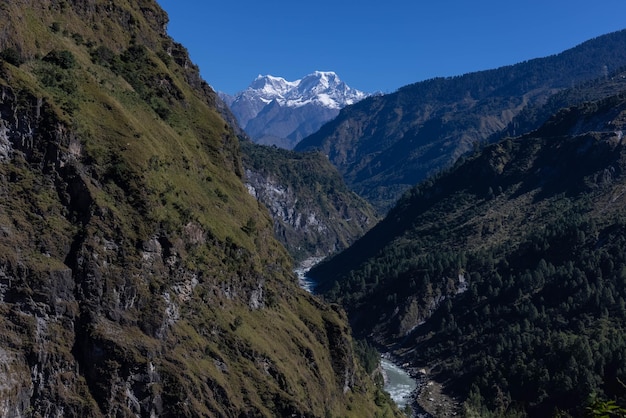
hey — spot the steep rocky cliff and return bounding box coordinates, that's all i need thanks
[0,1,399,416]
[241,140,378,263]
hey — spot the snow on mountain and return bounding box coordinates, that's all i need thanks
[222,71,369,149]
[249,74,299,98]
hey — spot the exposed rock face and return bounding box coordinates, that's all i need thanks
[240,141,378,263]
[0,83,94,417]
[0,2,400,417]
[245,169,331,245]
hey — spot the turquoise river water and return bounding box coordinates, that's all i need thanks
[296,260,419,410]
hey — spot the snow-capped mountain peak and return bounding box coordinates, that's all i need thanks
[239,71,367,110]
[225,71,370,149]
[249,74,299,97]
[297,71,336,91]
[286,71,368,109]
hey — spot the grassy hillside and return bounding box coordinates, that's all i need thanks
[310,91,626,416]
[0,1,400,416]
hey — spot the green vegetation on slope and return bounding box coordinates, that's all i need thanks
[296,29,626,212]
[311,92,626,416]
[241,140,378,262]
[0,1,400,416]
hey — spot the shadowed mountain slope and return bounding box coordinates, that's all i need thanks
[296,29,626,212]
[309,90,626,416]
[241,140,378,263]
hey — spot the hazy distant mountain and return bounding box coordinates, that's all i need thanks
[295,29,626,212]
[220,71,369,149]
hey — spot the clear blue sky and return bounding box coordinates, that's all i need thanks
[156,0,626,95]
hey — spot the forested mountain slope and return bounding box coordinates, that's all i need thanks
[489,65,626,143]
[296,29,626,212]
[241,140,378,263]
[0,1,399,416]
[310,91,626,416]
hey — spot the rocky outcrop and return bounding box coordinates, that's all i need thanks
[241,142,378,263]
[0,2,401,417]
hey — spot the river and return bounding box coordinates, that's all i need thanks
[294,256,323,293]
[295,259,420,412]
[381,357,418,410]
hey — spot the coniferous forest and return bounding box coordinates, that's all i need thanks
[310,88,626,416]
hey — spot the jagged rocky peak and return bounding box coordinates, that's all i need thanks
[223,71,369,149]
[240,70,367,109]
[288,71,368,108]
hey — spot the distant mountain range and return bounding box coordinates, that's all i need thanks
[220,71,369,149]
[295,29,626,212]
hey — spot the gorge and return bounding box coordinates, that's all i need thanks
[4,1,626,416]
[296,261,420,415]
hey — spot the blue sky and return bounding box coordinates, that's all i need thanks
[157,1,626,95]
